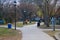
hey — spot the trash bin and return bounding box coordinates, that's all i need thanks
[8,23,12,29]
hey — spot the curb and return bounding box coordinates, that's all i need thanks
[55,32,60,40]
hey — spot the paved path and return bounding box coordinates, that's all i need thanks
[0,24,55,40]
[16,24,55,40]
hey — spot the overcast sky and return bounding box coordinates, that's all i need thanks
[1,0,20,4]
[0,0,60,7]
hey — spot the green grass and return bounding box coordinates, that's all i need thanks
[16,22,23,27]
[24,22,35,25]
[16,22,35,27]
[0,27,18,37]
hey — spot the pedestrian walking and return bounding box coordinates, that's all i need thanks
[37,20,40,27]
[51,16,56,31]
[37,17,42,27]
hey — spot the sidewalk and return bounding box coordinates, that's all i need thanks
[40,25,60,29]
[16,24,55,40]
[0,24,55,40]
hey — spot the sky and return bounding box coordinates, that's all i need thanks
[0,0,60,7]
[1,0,20,5]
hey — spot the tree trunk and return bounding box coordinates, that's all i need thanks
[43,0,50,27]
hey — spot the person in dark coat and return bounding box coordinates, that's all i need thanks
[37,17,42,27]
[37,20,40,27]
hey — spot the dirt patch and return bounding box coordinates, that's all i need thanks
[0,30,22,40]
[44,30,60,37]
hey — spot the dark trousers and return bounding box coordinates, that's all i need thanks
[37,22,40,27]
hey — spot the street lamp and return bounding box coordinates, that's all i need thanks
[14,0,16,30]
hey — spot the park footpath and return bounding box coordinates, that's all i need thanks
[0,24,55,40]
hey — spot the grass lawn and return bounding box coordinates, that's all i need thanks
[0,27,22,40]
[24,22,35,25]
[44,30,60,37]
[0,27,19,37]
[16,22,35,27]
[16,22,23,27]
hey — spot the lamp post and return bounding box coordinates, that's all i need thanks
[14,1,16,30]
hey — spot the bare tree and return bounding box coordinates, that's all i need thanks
[0,1,3,18]
[18,3,38,23]
[39,0,58,27]
[2,1,38,23]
